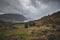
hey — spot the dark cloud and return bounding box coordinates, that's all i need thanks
[0,0,22,13]
[0,0,9,9]
[31,0,60,8]
[39,0,60,3]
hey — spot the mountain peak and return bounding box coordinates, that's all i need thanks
[0,13,27,23]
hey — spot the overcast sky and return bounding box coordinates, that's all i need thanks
[0,0,60,20]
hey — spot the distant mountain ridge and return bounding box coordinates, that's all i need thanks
[0,13,27,23]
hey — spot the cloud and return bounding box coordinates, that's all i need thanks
[19,0,60,20]
[0,0,60,20]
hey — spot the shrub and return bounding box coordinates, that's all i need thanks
[48,34,56,40]
[24,23,28,28]
[56,35,60,40]
[19,34,29,40]
[46,25,49,27]
[29,21,36,27]
[32,22,36,26]
[52,25,56,28]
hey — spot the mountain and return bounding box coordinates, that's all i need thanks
[0,13,27,23]
[35,11,60,25]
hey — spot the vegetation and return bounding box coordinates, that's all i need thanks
[0,11,60,40]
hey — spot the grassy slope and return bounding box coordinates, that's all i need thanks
[0,22,60,40]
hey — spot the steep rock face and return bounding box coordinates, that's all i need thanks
[0,13,27,23]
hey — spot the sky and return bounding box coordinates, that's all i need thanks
[0,0,60,21]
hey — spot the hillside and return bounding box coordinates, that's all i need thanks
[35,11,60,25]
